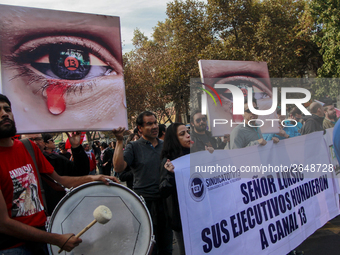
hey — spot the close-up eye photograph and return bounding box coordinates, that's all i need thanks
[0,4,127,133]
[198,60,279,137]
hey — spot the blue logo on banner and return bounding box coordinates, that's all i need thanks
[189,174,206,202]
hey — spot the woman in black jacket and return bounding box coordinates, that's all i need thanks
[159,123,192,255]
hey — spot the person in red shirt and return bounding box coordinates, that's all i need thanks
[0,94,118,254]
[83,143,97,175]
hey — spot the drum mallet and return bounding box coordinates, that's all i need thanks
[58,205,112,253]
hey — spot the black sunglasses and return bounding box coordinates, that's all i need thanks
[195,117,207,123]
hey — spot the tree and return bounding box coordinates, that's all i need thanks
[123,0,324,123]
[310,0,340,99]
[124,0,214,123]
[154,0,214,122]
[203,0,321,78]
[123,29,174,126]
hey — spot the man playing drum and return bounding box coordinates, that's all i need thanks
[0,94,118,254]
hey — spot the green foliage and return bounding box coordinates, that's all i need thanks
[125,0,214,123]
[310,0,340,98]
[204,0,321,78]
[123,0,326,123]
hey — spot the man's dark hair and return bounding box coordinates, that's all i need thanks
[161,122,186,160]
[42,133,53,143]
[323,99,333,111]
[290,107,302,117]
[101,142,108,149]
[136,111,157,127]
[158,124,166,138]
[0,94,11,107]
[0,94,16,139]
[190,109,202,123]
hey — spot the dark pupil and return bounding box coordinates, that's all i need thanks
[220,83,255,101]
[49,44,90,80]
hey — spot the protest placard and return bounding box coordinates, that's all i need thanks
[0,4,128,133]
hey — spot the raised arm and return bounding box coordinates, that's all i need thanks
[112,127,128,173]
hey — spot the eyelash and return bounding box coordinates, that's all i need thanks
[214,74,272,98]
[7,64,97,95]
[3,36,122,95]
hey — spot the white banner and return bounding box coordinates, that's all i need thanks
[173,131,340,255]
[323,128,340,193]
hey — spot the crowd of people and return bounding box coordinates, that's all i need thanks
[0,91,339,255]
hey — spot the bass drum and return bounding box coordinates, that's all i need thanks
[48,181,154,255]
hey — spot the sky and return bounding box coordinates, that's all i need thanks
[0,0,171,53]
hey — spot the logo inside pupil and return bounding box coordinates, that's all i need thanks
[49,45,91,80]
[60,49,88,67]
[64,57,79,71]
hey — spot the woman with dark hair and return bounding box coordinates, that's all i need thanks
[160,123,192,255]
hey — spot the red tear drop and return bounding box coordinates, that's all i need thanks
[45,83,68,115]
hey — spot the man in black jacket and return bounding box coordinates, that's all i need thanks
[92,140,102,174]
[190,109,225,152]
[22,132,89,215]
[300,102,325,135]
[100,142,113,176]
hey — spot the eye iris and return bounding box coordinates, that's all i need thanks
[49,44,90,80]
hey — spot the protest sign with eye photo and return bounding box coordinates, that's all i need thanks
[0,4,128,133]
[198,60,279,137]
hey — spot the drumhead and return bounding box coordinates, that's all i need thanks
[48,181,153,255]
